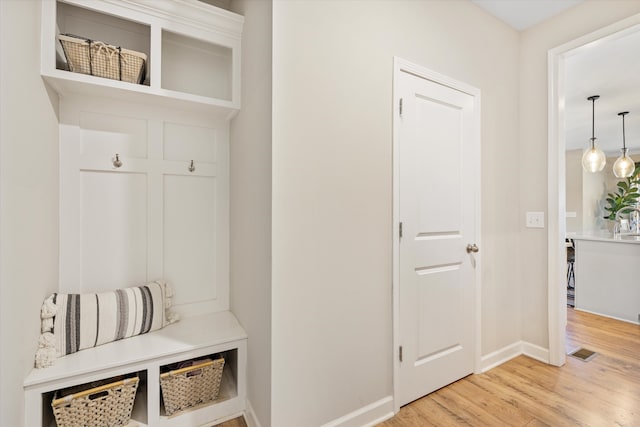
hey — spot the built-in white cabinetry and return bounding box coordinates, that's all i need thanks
[58,96,230,318]
[25,312,247,427]
[25,1,245,426]
[41,0,242,118]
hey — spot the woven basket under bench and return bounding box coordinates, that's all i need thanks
[160,357,225,416]
[58,34,147,84]
[51,376,139,427]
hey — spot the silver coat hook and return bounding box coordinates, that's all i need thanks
[113,154,122,168]
[188,160,195,172]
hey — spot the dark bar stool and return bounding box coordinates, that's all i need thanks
[566,238,575,307]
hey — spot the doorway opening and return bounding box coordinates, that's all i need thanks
[547,15,640,366]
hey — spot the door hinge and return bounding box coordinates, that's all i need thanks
[399,98,403,116]
[399,222,403,238]
[399,345,403,362]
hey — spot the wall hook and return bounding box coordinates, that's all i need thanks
[188,160,195,172]
[113,153,122,168]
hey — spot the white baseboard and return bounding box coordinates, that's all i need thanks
[320,396,395,427]
[480,341,550,372]
[244,399,262,427]
[480,341,521,372]
[246,342,551,427]
[574,307,640,325]
[522,341,550,363]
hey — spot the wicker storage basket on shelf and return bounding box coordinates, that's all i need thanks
[51,376,139,427]
[160,358,225,416]
[58,34,147,84]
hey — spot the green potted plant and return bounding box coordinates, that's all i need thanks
[603,164,640,221]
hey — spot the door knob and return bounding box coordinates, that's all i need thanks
[466,243,479,253]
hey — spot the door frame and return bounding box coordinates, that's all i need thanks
[392,57,482,413]
[547,15,640,367]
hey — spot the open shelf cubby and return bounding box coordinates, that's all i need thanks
[56,2,151,86]
[41,370,148,427]
[25,312,247,427]
[161,30,233,101]
[159,349,238,419]
[42,0,243,116]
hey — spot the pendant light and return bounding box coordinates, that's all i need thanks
[581,95,606,173]
[613,112,634,178]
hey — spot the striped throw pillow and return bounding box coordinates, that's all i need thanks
[35,280,177,368]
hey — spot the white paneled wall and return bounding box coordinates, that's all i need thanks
[59,96,229,316]
[80,170,148,291]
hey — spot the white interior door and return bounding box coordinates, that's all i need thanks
[395,61,480,407]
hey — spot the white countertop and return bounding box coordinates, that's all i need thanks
[568,231,640,245]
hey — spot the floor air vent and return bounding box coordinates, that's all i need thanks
[569,348,597,361]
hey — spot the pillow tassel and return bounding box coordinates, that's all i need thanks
[34,332,57,369]
[40,293,57,333]
[162,281,180,324]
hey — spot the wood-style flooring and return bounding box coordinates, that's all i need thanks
[216,308,639,427]
[213,415,248,427]
[378,308,640,426]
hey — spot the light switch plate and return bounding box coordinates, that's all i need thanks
[526,211,545,228]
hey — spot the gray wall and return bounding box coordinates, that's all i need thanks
[566,150,583,232]
[271,1,520,425]
[229,0,273,426]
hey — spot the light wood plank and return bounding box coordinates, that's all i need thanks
[379,308,640,426]
[211,416,247,427]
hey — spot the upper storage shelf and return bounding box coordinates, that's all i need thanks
[41,0,243,119]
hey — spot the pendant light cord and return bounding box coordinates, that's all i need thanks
[588,95,599,149]
[592,98,595,143]
[622,113,626,150]
[618,111,629,151]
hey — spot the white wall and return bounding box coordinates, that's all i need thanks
[272,1,519,425]
[0,1,59,425]
[519,1,640,348]
[229,0,273,426]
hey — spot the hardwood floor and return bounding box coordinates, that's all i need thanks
[378,308,640,426]
[215,309,638,427]
[212,416,248,427]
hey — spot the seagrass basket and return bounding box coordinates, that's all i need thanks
[58,34,146,84]
[160,358,225,416]
[51,376,139,427]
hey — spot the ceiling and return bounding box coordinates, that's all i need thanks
[474,0,640,155]
[564,29,640,154]
[472,0,583,31]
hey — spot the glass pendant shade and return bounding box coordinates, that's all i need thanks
[582,95,606,172]
[613,148,634,178]
[613,112,633,178]
[582,142,607,172]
